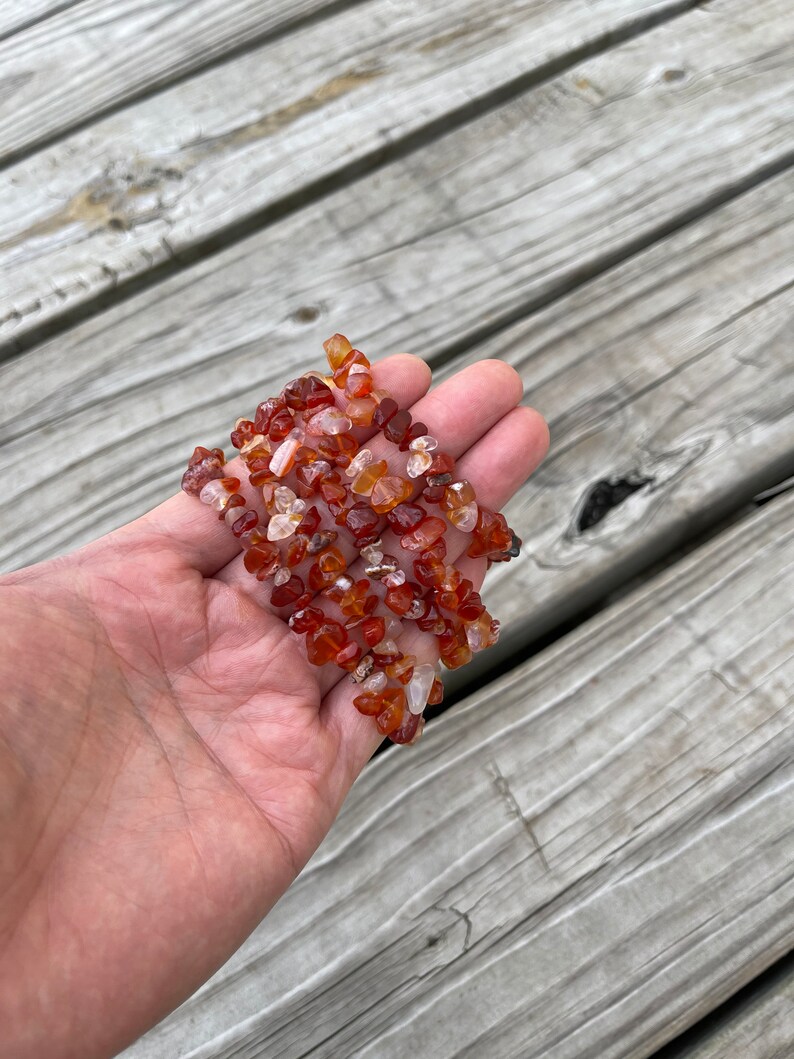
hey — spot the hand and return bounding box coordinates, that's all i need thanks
[0,355,548,1058]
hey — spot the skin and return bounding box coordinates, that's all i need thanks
[0,356,548,1058]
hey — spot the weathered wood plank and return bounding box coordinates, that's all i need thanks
[0,0,792,575]
[2,0,790,385]
[123,488,794,1058]
[0,1,80,40]
[442,166,794,686]
[0,0,698,347]
[0,0,348,164]
[675,963,794,1058]
[2,153,792,715]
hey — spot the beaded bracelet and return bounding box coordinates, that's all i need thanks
[182,335,521,746]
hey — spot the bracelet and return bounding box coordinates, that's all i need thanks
[181,335,521,746]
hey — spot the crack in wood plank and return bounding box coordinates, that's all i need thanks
[119,493,794,1057]
[0,0,707,355]
[489,759,551,873]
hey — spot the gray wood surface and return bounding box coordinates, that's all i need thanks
[0,0,698,347]
[124,488,794,1058]
[0,0,344,164]
[447,168,794,685]
[3,0,791,364]
[2,0,792,1051]
[1,0,791,570]
[2,162,791,674]
[0,1,80,39]
[2,0,789,361]
[677,964,794,1059]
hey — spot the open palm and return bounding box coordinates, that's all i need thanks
[0,354,548,1058]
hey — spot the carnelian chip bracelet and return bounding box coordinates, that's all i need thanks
[181,335,521,746]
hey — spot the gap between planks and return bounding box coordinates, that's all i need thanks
[0,0,705,360]
[0,0,85,45]
[122,488,794,1058]
[0,0,375,170]
[653,948,794,1058]
[427,150,794,378]
[1,164,792,692]
[1,7,792,728]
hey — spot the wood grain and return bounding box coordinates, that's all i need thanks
[3,0,791,366]
[1,0,791,721]
[0,0,351,164]
[1,0,791,567]
[0,0,699,347]
[1,156,791,674]
[0,1,81,40]
[2,2,790,1050]
[122,488,794,1058]
[441,167,794,687]
[676,964,794,1058]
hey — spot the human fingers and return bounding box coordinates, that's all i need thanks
[214,360,524,608]
[313,404,547,697]
[318,404,549,781]
[134,354,432,575]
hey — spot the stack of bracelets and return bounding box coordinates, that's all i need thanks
[181,334,521,746]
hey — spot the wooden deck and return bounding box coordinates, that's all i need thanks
[0,1,791,1055]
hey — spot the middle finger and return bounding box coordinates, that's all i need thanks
[213,359,523,614]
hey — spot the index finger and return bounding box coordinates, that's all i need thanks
[131,354,433,576]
